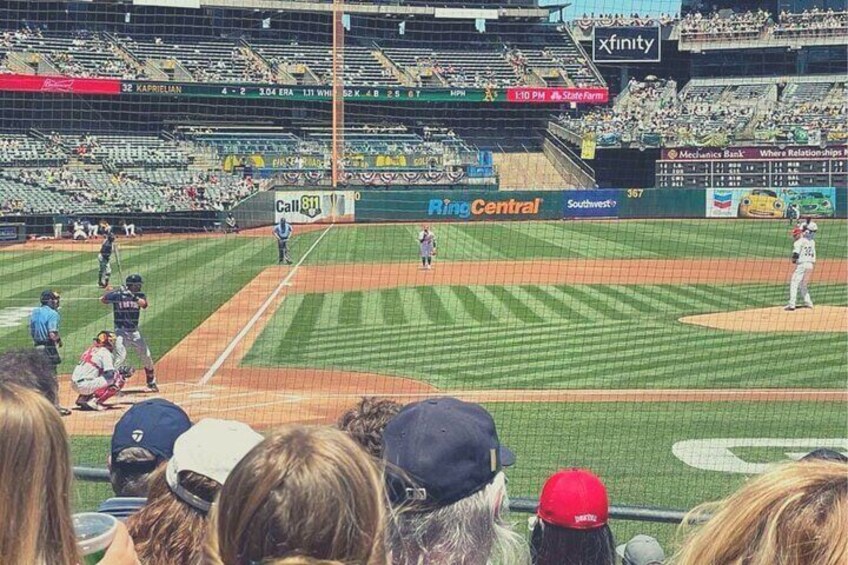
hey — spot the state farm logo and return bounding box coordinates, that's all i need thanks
[41,78,75,93]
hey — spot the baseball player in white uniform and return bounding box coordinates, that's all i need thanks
[785,226,816,311]
[418,225,437,270]
[72,331,131,411]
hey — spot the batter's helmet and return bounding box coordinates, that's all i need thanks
[40,290,60,307]
[126,274,143,286]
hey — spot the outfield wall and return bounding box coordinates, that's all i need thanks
[350,187,847,223]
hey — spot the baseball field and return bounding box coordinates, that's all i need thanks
[1,219,846,540]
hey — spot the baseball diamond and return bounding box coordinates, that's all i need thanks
[0,218,845,533]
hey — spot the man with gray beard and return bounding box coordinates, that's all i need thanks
[382,397,530,565]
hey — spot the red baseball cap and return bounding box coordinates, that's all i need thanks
[537,469,609,530]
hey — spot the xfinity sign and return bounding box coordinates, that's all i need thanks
[592,26,661,63]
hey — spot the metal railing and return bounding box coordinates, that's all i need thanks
[73,466,692,524]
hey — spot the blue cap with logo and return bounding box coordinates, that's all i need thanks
[111,399,192,460]
[383,397,515,508]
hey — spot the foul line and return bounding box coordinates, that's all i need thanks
[198,224,334,385]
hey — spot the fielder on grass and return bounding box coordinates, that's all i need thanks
[418,225,437,270]
[785,226,816,311]
[101,273,158,392]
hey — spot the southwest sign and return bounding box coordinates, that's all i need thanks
[592,26,662,63]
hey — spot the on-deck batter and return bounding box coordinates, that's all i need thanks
[785,226,816,311]
[101,273,158,391]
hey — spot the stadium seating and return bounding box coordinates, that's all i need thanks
[125,38,263,83]
[0,28,603,89]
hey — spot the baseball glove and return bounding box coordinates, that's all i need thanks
[118,365,135,380]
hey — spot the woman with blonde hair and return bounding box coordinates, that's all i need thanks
[673,460,847,565]
[0,382,138,565]
[204,425,388,565]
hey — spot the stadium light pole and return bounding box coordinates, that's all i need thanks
[331,0,345,189]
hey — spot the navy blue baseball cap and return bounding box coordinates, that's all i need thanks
[111,399,192,460]
[383,397,514,508]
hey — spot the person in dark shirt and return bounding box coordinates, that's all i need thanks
[101,274,157,392]
[98,232,116,288]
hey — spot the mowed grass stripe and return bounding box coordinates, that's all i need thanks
[279,293,326,359]
[414,286,453,325]
[451,286,498,323]
[521,285,591,322]
[485,286,545,324]
[296,320,632,368]
[638,336,846,388]
[338,292,364,327]
[379,289,407,326]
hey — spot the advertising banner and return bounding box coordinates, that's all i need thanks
[592,26,661,63]
[356,191,562,222]
[0,73,120,95]
[619,188,705,218]
[562,190,621,218]
[705,188,837,219]
[662,146,847,161]
[506,87,609,104]
[274,191,356,224]
[580,134,597,160]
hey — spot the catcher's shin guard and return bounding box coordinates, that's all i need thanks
[145,367,159,392]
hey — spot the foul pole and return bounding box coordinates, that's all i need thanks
[331,0,344,189]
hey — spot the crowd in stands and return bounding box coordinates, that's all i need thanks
[0,131,265,215]
[775,8,848,37]
[573,13,679,30]
[0,355,846,565]
[556,77,845,148]
[0,27,604,89]
[678,10,771,39]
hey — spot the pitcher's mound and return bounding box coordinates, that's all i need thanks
[679,306,848,333]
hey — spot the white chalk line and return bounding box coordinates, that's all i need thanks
[197,224,334,385]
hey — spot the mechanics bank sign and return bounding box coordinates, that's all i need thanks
[563,190,619,218]
[428,197,543,219]
[592,26,661,63]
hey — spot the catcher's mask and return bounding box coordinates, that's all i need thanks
[95,330,116,349]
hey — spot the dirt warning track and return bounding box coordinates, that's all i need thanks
[61,256,848,435]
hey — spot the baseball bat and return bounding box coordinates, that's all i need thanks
[113,238,125,282]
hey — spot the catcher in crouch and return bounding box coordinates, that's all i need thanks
[71,330,133,412]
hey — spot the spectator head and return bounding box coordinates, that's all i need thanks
[0,348,59,405]
[204,425,387,564]
[336,396,403,459]
[673,460,847,565]
[0,383,79,564]
[109,398,192,496]
[127,418,262,565]
[530,469,616,565]
[616,535,665,565]
[802,448,848,463]
[383,397,529,565]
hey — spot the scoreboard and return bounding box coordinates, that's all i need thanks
[656,146,847,189]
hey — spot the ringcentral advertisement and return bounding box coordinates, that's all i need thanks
[592,26,662,63]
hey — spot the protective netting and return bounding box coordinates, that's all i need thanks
[0,0,846,547]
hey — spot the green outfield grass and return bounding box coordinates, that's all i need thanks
[244,282,847,389]
[299,220,848,264]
